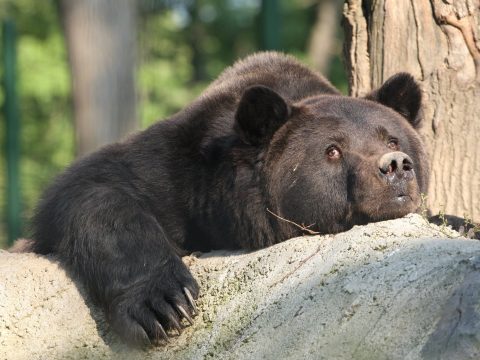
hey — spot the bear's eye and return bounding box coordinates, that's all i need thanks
[387,138,399,150]
[326,145,342,159]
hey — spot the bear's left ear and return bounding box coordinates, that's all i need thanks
[234,85,291,145]
[366,73,422,129]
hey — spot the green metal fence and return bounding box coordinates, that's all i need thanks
[3,19,22,246]
[260,0,281,50]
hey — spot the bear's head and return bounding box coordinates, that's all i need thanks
[234,73,429,236]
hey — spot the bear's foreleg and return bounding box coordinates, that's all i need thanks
[52,187,199,346]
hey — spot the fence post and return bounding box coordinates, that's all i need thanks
[3,19,22,246]
[260,0,281,50]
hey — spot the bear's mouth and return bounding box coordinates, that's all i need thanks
[395,193,412,202]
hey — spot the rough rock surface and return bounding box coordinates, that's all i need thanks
[1,214,480,360]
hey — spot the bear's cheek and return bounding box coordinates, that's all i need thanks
[278,171,351,231]
[350,168,421,221]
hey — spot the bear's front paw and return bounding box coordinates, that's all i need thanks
[107,263,199,347]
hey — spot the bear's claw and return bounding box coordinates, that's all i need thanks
[169,317,183,335]
[154,320,169,342]
[184,287,198,315]
[176,304,194,325]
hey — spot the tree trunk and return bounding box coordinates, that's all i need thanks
[308,0,342,74]
[60,0,138,157]
[343,0,480,222]
[187,3,208,83]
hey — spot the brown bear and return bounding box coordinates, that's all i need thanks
[30,52,428,346]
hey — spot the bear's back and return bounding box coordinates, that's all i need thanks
[202,51,340,103]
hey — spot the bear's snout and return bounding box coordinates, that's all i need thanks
[378,151,414,183]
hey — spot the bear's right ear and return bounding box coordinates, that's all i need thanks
[366,73,422,129]
[234,85,290,145]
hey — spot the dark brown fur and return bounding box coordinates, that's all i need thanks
[29,52,428,346]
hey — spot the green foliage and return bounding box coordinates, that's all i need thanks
[137,0,263,127]
[0,0,72,247]
[0,0,348,248]
[138,10,205,127]
[18,31,73,214]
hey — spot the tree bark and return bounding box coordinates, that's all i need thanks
[60,0,138,156]
[2,215,480,359]
[343,0,480,222]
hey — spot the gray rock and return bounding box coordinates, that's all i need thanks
[1,214,479,359]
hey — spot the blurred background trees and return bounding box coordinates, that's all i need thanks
[0,0,347,247]
[2,0,479,249]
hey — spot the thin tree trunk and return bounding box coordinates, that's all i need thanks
[60,0,138,156]
[343,0,480,222]
[308,0,342,74]
[188,3,207,83]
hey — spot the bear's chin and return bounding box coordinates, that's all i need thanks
[354,191,421,224]
[382,195,419,219]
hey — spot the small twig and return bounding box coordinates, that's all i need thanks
[266,208,322,287]
[269,246,323,288]
[266,208,320,235]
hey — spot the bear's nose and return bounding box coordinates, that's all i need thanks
[378,151,414,181]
